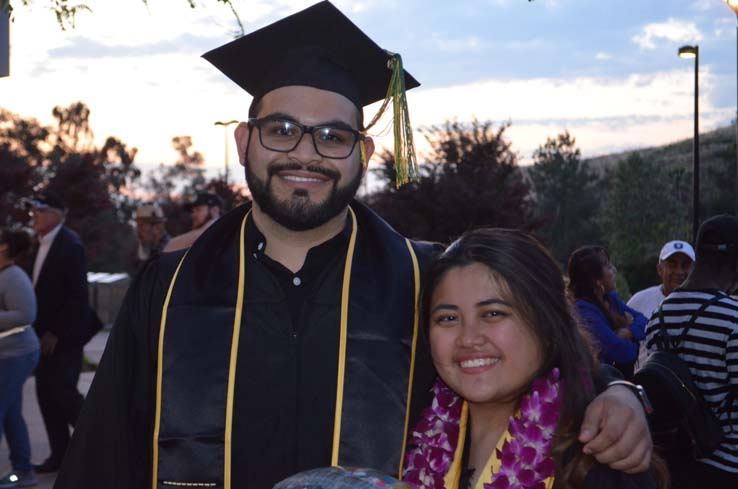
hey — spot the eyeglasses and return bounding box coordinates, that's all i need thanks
[249,118,363,159]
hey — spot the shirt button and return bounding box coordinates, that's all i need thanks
[293,276,302,286]
[257,242,264,251]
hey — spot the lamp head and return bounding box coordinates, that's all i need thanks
[678,45,698,59]
[214,120,239,127]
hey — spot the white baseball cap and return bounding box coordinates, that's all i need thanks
[659,240,695,261]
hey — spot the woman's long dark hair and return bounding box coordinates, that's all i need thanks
[419,229,665,489]
[567,245,610,309]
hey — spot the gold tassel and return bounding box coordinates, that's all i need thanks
[364,51,418,188]
[359,139,367,169]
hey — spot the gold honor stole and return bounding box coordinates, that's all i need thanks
[150,207,422,489]
[442,402,555,489]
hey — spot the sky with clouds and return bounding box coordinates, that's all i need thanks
[0,0,736,174]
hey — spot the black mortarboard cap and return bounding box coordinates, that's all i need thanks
[202,0,420,109]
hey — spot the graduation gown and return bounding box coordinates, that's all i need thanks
[54,201,439,489]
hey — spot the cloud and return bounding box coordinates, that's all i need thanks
[389,68,732,162]
[632,18,702,50]
[433,35,482,52]
[595,52,612,60]
[47,33,222,59]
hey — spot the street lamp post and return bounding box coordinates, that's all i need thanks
[679,44,700,240]
[726,0,738,215]
[679,45,699,241]
[214,120,239,186]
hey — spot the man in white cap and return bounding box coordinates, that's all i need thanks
[628,239,695,366]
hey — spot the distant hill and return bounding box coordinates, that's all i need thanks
[584,124,736,175]
[584,123,737,219]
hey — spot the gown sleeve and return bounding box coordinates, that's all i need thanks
[53,255,176,489]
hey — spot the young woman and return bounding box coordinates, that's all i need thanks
[0,228,40,488]
[567,246,647,379]
[403,229,665,489]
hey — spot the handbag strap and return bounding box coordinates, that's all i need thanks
[655,292,725,351]
[656,292,738,429]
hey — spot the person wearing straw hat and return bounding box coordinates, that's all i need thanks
[56,3,652,489]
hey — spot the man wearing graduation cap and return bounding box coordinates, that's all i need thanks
[54,3,653,489]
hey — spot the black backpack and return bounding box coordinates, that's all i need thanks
[634,294,731,459]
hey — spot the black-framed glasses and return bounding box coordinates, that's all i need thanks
[249,118,363,159]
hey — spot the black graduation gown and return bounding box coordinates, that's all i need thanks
[54,201,439,489]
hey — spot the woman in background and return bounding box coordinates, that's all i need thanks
[567,245,646,379]
[0,228,40,488]
[403,229,664,489]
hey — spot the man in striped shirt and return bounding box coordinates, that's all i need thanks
[645,214,738,488]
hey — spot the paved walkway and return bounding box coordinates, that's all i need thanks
[0,330,109,489]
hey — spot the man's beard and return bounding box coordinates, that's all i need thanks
[245,159,362,231]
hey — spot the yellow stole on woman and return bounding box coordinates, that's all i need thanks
[443,402,555,489]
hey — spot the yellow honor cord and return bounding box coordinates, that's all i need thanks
[398,238,421,477]
[152,211,251,489]
[152,250,191,489]
[330,207,359,466]
[224,211,250,489]
[443,401,469,489]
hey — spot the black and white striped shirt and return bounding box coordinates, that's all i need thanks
[645,289,738,473]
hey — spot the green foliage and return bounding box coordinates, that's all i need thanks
[366,120,540,244]
[599,153,690,292]
[2,0,242,33]
[529,131,603,265]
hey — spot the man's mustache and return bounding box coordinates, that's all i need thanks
[267,163,341,182]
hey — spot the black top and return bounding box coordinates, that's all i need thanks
[248,215,352,330]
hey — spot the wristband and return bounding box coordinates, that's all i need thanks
[607,380,653,415]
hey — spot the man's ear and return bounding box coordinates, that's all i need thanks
[234,122,251,167]
[363,136,375,163]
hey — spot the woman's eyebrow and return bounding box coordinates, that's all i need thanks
[430,303,458,314]
[477,298,512,307]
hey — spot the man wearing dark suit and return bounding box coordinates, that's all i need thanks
[27,192,88,474]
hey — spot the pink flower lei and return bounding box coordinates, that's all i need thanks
[403,368,562,489]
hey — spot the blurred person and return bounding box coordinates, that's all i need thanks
[25,192,89,474]
[403,229,665,489]
[644,215,738,488]
[627,240,694,367]
[163,192,223,252]
[55,3,652,488]
[0,228,40,488]
[133,202,169,270]
[568,245,647,379]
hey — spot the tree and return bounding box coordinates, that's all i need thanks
[599,153,690,292]
[0,102,141,270]
[1,0,242,32]
[366,120,540,245]
[142,136,207,200]
[529,131,603,265]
